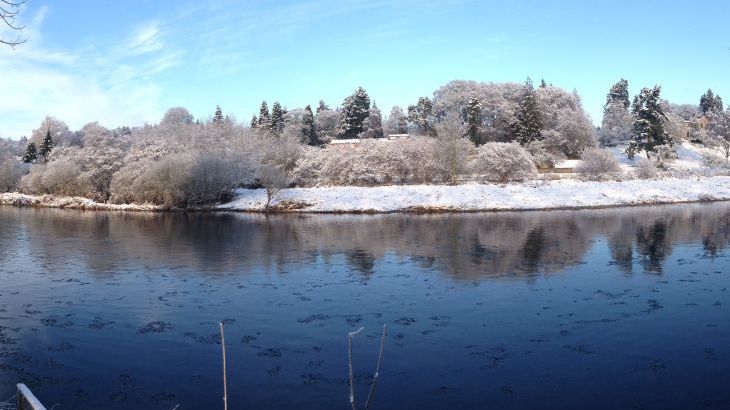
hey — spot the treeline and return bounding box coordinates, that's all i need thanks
[0,78,728,207]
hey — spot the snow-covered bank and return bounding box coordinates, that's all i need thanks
[0,193,163,212]
[3,176,730,214]
[218,176,730,213]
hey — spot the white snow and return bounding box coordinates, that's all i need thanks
[0,192,163,211]
[218,176,730,213]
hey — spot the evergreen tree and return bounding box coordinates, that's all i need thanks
[600,79,633,146]
[257,101,270,128]
[213,105,224,124]
[270,101,285,135]
[316,100,330,113]
[22,142,38,164]
[465,96,483,145]
[360,105,384,138]
[606,78,630,110]
[700,89,724,115]
[336,87,371,139]
[511,78,543,145]
[250,115,258,129]
[407,96,434,136]
[540,79,547,88]
[386,106,408,134]
[300,105,320,145]
[627,86,672,159]
[39,129,54,162]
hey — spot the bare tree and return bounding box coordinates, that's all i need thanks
[1,0,26,48]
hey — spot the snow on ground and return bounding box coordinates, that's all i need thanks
[0,192,163,211]
[218,176,730,213]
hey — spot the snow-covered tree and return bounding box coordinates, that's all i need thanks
[700,89,724,115]
[359,104,383,139]
[705,109,730,165]
[600,79,633,146]
[511,78,543,145]
[627,86,673,159]
[315,109,339,142]
[385,106,408,135]
[300,105,320,146]
[250,115,258,129]
[21,142,38,163]
[465,96,483,145]
[316,100,330,113]
[162,107,194,126]
[213,105,224,124]
[270,101,285,135]
[336,87,371,139]
[407,96,435,136]
[433,112,472,184]
[258,101,271,129]
[39,130,54,162]
[31,116,74,147]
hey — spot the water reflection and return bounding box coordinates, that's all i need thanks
[2,203,730,279]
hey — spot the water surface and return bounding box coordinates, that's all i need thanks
[1,204,730,409]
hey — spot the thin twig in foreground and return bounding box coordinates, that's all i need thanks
[364,324,388,410]
[220,322,228,410]
[348,326,365,410]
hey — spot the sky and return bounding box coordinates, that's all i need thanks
[0,0,728,139]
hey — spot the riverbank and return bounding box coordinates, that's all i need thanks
[4,176,729,213]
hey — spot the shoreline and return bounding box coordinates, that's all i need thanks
[2,176,730,214]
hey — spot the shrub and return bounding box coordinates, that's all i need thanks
[0,158,28,192]
[575,148,621,180]
[526,140,565,169]
[471,142,537,183]
[634,158,657,179]
[19,158,92,197]
[292,137,460,186]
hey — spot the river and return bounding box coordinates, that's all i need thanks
[1,204,729,409]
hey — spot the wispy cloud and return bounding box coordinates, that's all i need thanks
[0,8,184,138]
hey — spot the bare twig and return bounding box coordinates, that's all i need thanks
[364,324,388,410]
[220,322,228,410]
[348,325,388,410]
[348,326,364,410]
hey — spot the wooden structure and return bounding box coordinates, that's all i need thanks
[16,384,46,410]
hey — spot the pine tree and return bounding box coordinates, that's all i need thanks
[336,87,371,139]
[250,115,258,129]
[257,101,270,128]
[300,105,320,145]
[511,78,543,145]
[316,100,330,113]
[270,101,284,135]
[22,142,38,164]
[600,79,633,146]
[540,79,548,88]
[39,129,54,162]
[386,106,408,134]
[465,96,482,145]
[700,89,724,115]
[627,86,672,159]
[213,105,224,124]
[606,78,630,110]
[407,97,434,136]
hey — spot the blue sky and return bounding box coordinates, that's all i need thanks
[0,0,728,138]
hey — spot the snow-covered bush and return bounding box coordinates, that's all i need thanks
[653,144,678,170]
[433,112,474,184]
[0,158,28,192]
[526,138,565,169]
[471,142,537,183]
[634,158,657,179]
[575,148,621,180]
[19,157,92,197]
[292,137,457,186]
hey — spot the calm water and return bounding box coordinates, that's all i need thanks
[1,204,730,409]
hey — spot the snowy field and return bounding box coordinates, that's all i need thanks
[218,176,730,213]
